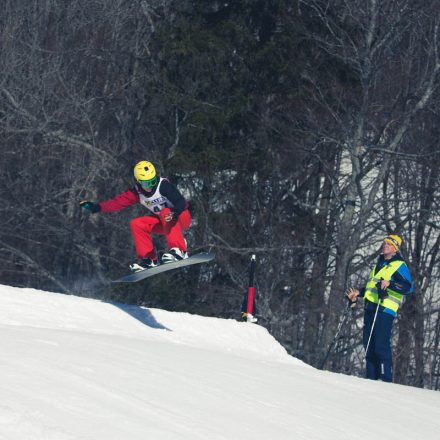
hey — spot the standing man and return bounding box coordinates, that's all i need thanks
[347,234,413,382]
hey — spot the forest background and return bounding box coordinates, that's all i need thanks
[1,0,439,389]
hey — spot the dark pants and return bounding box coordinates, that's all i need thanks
[363,306,395,382]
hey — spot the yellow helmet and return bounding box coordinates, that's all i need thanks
[134,160,158,189]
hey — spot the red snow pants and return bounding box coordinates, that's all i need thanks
[130,208,191,259]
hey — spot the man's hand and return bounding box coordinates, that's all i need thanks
[347,287,359,301]
[376,279,389,300]
[346,287,359,308]
[380,279,390,290]
[80,201,101,214]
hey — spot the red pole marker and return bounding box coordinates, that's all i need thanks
[246,255,257,322]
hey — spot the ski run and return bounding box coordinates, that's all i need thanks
[0,284,439,440]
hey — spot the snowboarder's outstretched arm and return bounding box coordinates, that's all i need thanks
[80,189,140,214]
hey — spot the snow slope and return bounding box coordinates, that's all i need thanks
[0,285,438,440]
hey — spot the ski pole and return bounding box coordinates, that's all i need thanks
[320,299,354,369]
[365,299,380,356]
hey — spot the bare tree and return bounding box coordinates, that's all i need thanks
[297,1,440,374]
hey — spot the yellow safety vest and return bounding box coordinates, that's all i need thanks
[364,260,405,313]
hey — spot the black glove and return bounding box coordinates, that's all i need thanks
[376,280,388,300]
[80,201,101,214]
[378,289,387,300]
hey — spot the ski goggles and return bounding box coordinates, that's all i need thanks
[138,177,157,189]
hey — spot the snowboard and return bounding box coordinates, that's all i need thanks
[112,252,215,283]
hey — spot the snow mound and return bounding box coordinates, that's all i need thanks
[0,285,297,363]
[0,284,439,440]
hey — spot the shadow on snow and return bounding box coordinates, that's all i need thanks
[107,301,171,331]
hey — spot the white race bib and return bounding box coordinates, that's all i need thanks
[137,177,174,214]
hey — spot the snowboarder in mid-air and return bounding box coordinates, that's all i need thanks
[80,160,191,273]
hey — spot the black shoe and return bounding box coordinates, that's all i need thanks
[129,258,158,273]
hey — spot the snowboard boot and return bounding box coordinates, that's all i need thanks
[129,257,158,273]
[161,247,188,264]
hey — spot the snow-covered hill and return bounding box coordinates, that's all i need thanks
[0,285,438,440]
